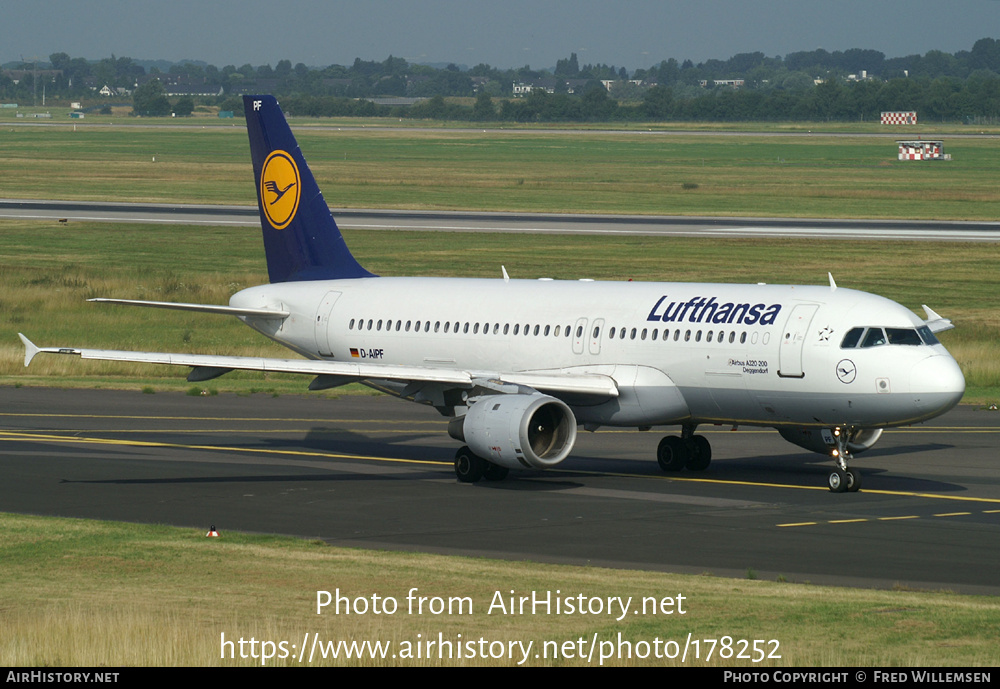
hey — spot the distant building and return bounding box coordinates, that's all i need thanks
[882,111,917,125]
[897,140,948,161]
[698,79,745,89]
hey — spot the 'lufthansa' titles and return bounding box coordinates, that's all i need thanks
[646,295,781,326]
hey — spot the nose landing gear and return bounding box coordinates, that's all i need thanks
[827,427,861,493]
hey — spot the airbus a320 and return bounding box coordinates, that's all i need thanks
[20,95,965,492]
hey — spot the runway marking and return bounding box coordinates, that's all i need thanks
[0,430,450,468]
[0,412,445,425]
[5,430,1000,515]
[778,511,995,528]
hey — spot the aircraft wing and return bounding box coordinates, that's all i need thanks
[18,334,619,398]
[87,298,290,319]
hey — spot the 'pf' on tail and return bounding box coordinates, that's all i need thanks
[244,95,375,283]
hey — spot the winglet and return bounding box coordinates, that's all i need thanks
[922,305,955,333]
[18,333,39,368]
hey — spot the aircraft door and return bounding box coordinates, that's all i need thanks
[777,303,818,378]
[589,318,605,355]
[315,291,343,357]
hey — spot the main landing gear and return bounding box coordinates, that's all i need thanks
[454,446,509,483]
[656,425,712,472]
[827,427,861,493]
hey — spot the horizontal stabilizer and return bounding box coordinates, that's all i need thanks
[88,298,289,319]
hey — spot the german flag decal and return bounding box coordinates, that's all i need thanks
[260,150,301,230]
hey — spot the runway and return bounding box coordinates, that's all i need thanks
[2,386,999,594]
[3,199,1000,241]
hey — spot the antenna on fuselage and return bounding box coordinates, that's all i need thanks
[502,265,510,283]
[828,272,838,291]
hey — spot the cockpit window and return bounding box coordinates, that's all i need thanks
[843,325,935,349]
[917,325,940,346]
[860,328,887,348]
[886,328,922,346]
[840,328,864,349]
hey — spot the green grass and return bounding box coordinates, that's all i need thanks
[1,512,997,666]
[3,122,1000,219]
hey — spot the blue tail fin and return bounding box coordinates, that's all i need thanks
[243,95,375,283]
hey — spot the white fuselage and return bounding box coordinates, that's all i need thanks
[230,277,965,430]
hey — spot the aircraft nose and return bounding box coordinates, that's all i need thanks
[910,354,965,414]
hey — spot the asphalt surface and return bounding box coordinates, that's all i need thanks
[2,386,998,594]
[3,199,1000,241]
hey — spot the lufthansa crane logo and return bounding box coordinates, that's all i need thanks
[836,359,857,384]
[260,150,301,230]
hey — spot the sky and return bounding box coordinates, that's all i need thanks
[6,0,1000,70]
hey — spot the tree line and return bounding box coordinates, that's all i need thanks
[2,38,1000,122]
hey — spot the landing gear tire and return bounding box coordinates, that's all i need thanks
[846,468,861,492]
[454,446,486,483]
[657,436,687,472]
[828,468,849,493]
[483,462,509,481]
[686,435,712,471]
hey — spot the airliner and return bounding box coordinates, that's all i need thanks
[19,95,965,493]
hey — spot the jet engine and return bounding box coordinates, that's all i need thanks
[448,393,577,470]
[777,427,884,455]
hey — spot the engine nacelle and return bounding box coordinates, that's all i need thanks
[448,393,577,470]
[777,427,884,455]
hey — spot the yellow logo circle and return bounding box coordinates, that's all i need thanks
[260,150,301,230]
